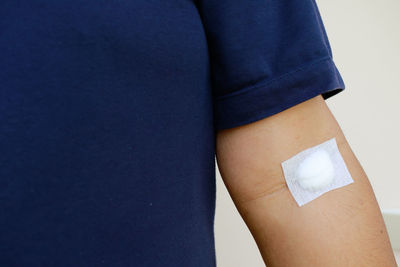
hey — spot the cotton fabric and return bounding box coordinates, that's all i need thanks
[0,0,345,266]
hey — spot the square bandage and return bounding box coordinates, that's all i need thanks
[281,137,354,206]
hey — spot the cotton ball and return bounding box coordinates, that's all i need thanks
[295,149,335,192]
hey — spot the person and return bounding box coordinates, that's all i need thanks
[0,0,396,266]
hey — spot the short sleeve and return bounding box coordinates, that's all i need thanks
[196,0,346,131]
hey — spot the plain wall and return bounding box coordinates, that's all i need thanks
[214,0,400,266]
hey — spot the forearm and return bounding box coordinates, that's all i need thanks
[216,95,397,266]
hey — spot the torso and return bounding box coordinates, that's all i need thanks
[0,1,217,265]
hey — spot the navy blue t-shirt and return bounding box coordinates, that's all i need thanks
[0,0,345,266]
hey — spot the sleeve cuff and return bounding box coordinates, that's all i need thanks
[213,56,346,131]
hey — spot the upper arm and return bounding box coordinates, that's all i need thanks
[216,95,342,205]
[196,1,396,263]
[215,95,397,266]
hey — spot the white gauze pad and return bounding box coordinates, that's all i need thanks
[281,137,354,206]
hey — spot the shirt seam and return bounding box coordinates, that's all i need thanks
[215,55,332,102]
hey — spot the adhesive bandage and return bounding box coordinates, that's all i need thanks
[281,137,354,206]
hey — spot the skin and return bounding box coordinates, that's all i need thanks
[215,95,397,266]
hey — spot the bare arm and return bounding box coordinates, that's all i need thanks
[216,95,397,266]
